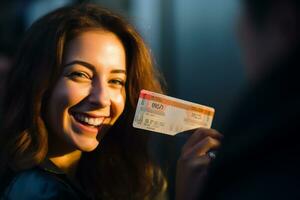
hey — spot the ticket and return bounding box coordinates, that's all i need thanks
[133,90,215,136]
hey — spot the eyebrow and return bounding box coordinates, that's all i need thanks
[63,60,127,74]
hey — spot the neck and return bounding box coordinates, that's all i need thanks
[49,150,82,179]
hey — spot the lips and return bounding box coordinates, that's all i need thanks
[70,111,108,136]
[73,112,105,127]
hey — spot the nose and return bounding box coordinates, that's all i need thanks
[88,81,111,108]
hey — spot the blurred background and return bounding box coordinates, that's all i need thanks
[0,0,245,199]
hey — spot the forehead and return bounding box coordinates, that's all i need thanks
[63,30,126,71]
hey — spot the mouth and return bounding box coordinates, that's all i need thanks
[70,111,110,135]
[73,112,105,128]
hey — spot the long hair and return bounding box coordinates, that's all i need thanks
[0,4,166,199]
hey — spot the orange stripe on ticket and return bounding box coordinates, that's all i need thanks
[139,92,214,117]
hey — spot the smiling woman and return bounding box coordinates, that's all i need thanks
[46,31,127,153]
[0,4,166,200]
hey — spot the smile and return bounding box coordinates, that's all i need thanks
[73,112,106,128]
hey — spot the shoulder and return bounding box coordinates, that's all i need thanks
[2,168,80,200]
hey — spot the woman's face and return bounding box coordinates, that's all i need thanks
[46,30,126,152]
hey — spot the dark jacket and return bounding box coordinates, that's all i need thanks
[1,160,90,200]
[200,49,300,199]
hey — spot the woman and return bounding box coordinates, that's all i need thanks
[0,4,166,200]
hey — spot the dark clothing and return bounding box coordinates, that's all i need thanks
[1,160,90,200]
[200,49,300,199]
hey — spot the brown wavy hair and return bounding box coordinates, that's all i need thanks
[0,4,166,199]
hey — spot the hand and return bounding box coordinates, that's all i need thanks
[175,128,222,200]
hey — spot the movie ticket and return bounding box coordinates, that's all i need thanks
[133,90,215,136]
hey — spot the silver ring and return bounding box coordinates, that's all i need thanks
[207,151,216,160]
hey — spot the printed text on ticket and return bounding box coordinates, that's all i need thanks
[133,90,215,136]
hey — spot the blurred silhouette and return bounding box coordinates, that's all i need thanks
[0,42,14,97]
[198,0,300,199]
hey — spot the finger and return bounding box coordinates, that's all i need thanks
[193,128,222,140]
[190,155,211,170]
[182,128,222,153]
[182,128,212,151]
[177,154,211,172]
[183,136,221,158]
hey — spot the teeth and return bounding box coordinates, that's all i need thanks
[74,113,104,126]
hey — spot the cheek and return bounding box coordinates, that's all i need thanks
[47,80,90,126]
[110,88,126,121]
[54,80,90,105]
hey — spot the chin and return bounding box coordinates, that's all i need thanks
[78,144,99,152]
[73,138,100,152]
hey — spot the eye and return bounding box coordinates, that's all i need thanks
[108,79,125,87]
[66,71,92,80]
